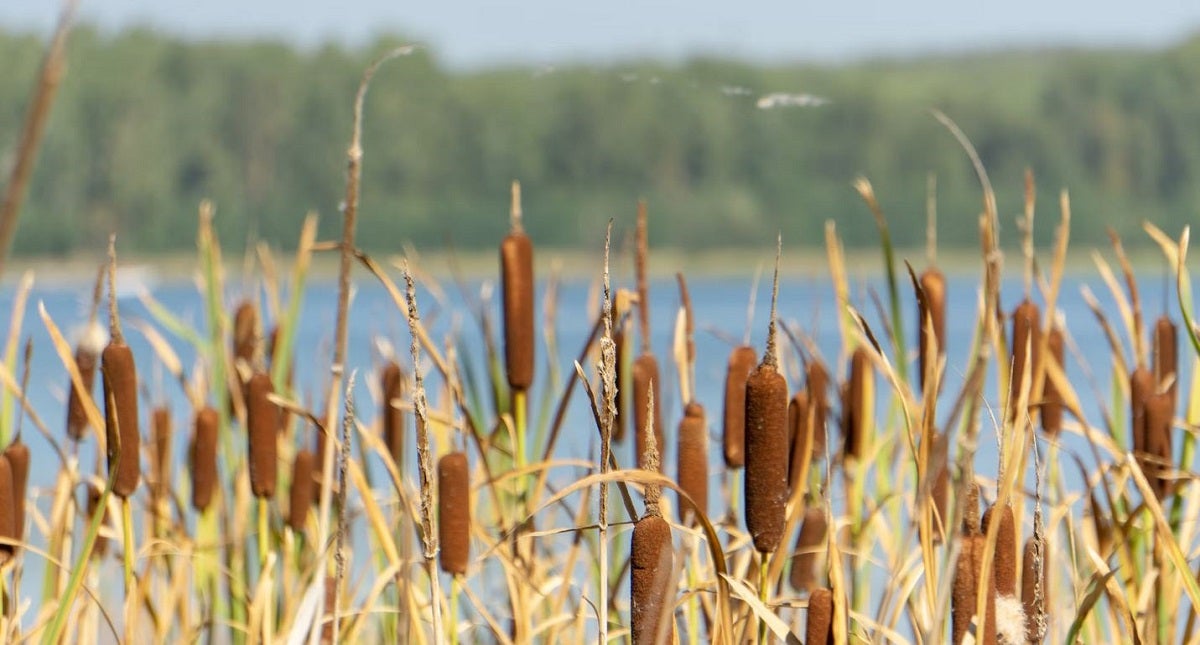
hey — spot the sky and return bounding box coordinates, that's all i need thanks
[2,1,1200,69]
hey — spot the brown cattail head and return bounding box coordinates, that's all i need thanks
[842,346,874,461]
[321,575,339,644]
[1144,391,1174,500]
[1130,367,1153,454]
[1021,537,1048,642]
[0,455,13,564]
[1153,314,1178,406]
[953,535,997,644]
[806,587,835,645]
[806,360,830,456]
[962,480,981,535]
[150,406,171,502]
[500,222,535,392]
[744,362,788,554]
[438,451,471,576]
[1008,299,1042,424]
[287,449,316,532]
[630,513,675,645]
[917,266,947,393]
[675,401,708,525]
[380,361,406,468]
[721,345,757,468]
[246,372,279,499]
[86,481,110,558]
[1041,327,1065,435]
[66,324,105,441]
[790,506,827,592]
[4,440,28,553]
[101,341,140,498]
[633,354,663,471]
[232,300,259,366]
[981,504,1018,597]
[191,406,219,512]
[787,391,812,494]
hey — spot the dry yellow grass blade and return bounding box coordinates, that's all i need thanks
[720,573,795,642]
[1127,453,1200,610]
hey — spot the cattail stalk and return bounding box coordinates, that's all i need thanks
[1007,299,1041,425]
[190,407,218,512]
[633,355,663,471]
[953,534,997,644]
[630,406,674,645]
[917,267,946,394]
[438,451,470,576]
[287,449,316,532]
[806,587,834,645]
[676,401,707,524]
[1153,314,1178,409]
[744,236,787,555]
[1041,327,1065,435]
[501,181,535,392]
[790,506,827,592]
[1145,391,1173,500]
[4,440,27,555]
[150,407,171,507]
[1021,537,1048,642]
[806,360,830,458]
[1131,367,1153,456]
[380,361,406,469]
[0,455,13,565]
[981,504,1017,597]
[787,391,812,494]
[247,372,279,499]
[843,346,874,461]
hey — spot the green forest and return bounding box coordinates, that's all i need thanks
[3,26,1200,256]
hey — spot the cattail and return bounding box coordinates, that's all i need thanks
[917,266,946,392]
[1145,391,1173,500]
[1007,299,1041,424]
[321,575,339,644]
[102,340,140,499]
[500,182,535,392]
[931,462,950,543]
[1041,327,1065,435]
[150,406,171,502]
[268,325,294,432]
[1153,314,1178,408]
[982,504,1018,597]
[1021,537,1048,643]
[676,401,707,524]
[1087,492,1113,557]
[1130,367,1153,455]
[745,238,787,554]
[633,354,663,471]
[842,346,873,461]
[612,301,631,443]
[232,300,259,366]
[380,361,406,468]
[4,439,28,553]
[953,535,997,644]
[0,455,13,564]
[721,345,756,468]
[288,449,316,531]
[806,587,834,645]
[962,480,981,535]
[438,451,470,576]
[86,481,110,558]
[787,391,812,493]
[790,506,827,592]
[806,360,830,456]
[191,406,218,512]
[246,372,279,499]
[630,512,674,644]
[66,323,105,441]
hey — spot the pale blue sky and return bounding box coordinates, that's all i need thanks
[3,1,1200,68]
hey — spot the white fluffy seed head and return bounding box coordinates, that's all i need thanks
[995,594,1027,645]
[79,321,109,355]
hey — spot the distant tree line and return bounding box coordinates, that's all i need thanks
[2,26,1199,257]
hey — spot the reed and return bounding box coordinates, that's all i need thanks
[437,451,470,576]
[246,371,279,499]
[721,345,756,469]
[190,406,218,512]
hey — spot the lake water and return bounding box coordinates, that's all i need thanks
[0,266,1174,628]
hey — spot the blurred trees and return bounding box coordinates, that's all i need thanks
[2,26,1200,256]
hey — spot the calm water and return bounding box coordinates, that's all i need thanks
[0,268,1174,622]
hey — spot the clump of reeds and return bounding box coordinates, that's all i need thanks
[721,344,756,469]
[790,506,826,592]
[246,371,279,498]
[380,360,406,467]
[500,181,535,393]
[190,406,219,512]
[630,408,674,645]
[288,449,316,531]
[437,451,470,576]
[101,241,140,499]
[744,237,787,554]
